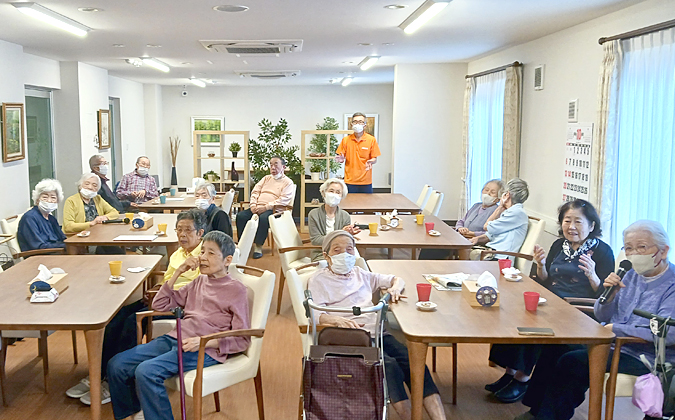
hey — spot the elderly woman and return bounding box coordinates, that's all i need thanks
[514,220,674,420]
[457,179,504,238]
[308,178,360,261]
[63,173,119,233]
[470,177,530,258]
[17,178,67,252]
[193,180,232,237]
[108,231,250,420]
[66,209,208,406]
[307,230,446,420]
[485,200,615,403]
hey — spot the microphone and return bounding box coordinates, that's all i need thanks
[102,218,130,224]
[598,260,632,304]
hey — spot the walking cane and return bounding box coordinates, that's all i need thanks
[172,307,187,420]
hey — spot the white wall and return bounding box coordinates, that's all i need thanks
[23,53,61,90]
[144,84,165,187]
[467,0,675,234]
[392,63,467,220]
[77,63,110,172]
[109,75,146,174]
[160,84,394,189]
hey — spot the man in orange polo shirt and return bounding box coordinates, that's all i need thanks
[336,112,381,194]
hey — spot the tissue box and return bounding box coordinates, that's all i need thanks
[27,273,69,298]
[462,280,500,307]
[130,215,154,231]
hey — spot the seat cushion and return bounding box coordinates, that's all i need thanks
[604,372,638,397]
[165,353,256,396]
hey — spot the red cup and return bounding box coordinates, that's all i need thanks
[523,292,540,311]
[417,283,432,302]
[424,222,435,233]
[498,259,512,271]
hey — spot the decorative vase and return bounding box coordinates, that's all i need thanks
[170,167,178,186]
[231,162,239,181]
[232,151,238,158]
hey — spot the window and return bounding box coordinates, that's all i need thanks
[191,116,224,145]
[601,27,675,259]
[466,71,506,206]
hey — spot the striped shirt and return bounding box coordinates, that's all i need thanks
[116,171,158,202]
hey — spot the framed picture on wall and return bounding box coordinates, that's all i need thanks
[98,109,111,149]
[343,113,379,140]
[1,102,26,162]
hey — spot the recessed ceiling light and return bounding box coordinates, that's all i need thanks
[78,7,102,12]
[384,4,407,9]
[146,44,161,48]
[213,5,249,12]
[112,44,125,48]
[125,58,142,67]
[382,42,394,46]
[181,62,192,65]
[206,60,214,65]
[342,61,354,64]
[358,43,372,46]
[242,60,248,65]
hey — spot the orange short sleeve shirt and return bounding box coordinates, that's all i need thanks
[336,133,381,185]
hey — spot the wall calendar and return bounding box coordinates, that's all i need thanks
[562,123,593,202]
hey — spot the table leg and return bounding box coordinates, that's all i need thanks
[66,244,84,255]
[84,328,105,420]
[388,248,394,259]
[411,248,418,260]
[587,343,610,420]
[457,248,470,260]
[408,340,428,420]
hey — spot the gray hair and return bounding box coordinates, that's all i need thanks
[506,178,529,204]
[352,112,366,121]
[88,154,105,169]
[136,156,150,164]
[32,179,64,205]
[177,208,208,234]
[77,173,101,192]
[623,220,670,250]
[194,180,217,198]
[319,178,348,199]
[322,230,355,254]
[484,179,505,197]
[203,230,236,257]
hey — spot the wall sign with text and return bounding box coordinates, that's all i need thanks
[562,123,593,202]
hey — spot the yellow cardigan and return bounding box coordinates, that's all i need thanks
[63,193,119,233]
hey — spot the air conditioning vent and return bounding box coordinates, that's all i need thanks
[534,65,544,90]
[235,70,301,79]
[568,99,578,122]
[200,40,303,55]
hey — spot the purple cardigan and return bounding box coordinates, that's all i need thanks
[594,263,675,363]
[455,202,497,236]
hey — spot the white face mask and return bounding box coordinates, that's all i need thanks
[482,194,496,207]
[627,253,660,276]
[328,252,356,275]
[324,192,342,207]
[98,165,109,176]
[352,123,365,134]
[273,172,284,180]
[80,188,98,199]
[38,201,58,214]
[195,198,211,210]
[137,167,149,176]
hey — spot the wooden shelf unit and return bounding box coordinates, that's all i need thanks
[192,130,250,201]
[299,129,352,233]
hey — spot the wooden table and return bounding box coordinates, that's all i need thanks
[340,193,419,214]
[64,214,180,256]
[136,194,222,213]
[0,255,162,420]
[350,215,472,259]
[366,260,614,420]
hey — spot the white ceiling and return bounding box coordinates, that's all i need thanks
[0,0,644,86]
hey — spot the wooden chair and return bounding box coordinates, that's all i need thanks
[477,216,546,274]
[137,264,274,419]
[416,185,433,209]
[422,191,444,217]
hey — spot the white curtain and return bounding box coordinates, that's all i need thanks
[459,78,473,218]
[601,27,675,257]
[465,71,506,207]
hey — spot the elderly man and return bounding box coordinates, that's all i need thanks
[336,112,381,194]
[116,156,158,204]
[194,180,232,236]
[235,156,296,259]
[89,154,131,212]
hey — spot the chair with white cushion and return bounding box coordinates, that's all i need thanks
[422,191,444,217]
[232,214,258,267]
[479,216,546,274]
[138,264,275,419]
[416,185,433,210]
[219,189,236,216]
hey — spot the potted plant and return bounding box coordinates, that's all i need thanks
[308,117,342,175]
[203,170,220,182]
[309,162,323,181]
[229,141,241,158]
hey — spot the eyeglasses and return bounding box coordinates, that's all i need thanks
[622,244,656,255]
[137,164,150,168]
[352,121,366,126]
[175,228,196,234]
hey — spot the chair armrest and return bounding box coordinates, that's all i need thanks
[298,325,330,334]
[294,262,321,272]
[302,238,312,244]
[232,264,266,275]
[606,335,652,403]
[0,234,13,245]
[278,245,322,253]
[136,310,174,344]
[564,297,597,306]
[147,271,165,288]
[615,336,649,346]
[480,250,533,261]
[17,248,66,258]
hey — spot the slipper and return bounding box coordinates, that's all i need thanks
[253,252,263,259]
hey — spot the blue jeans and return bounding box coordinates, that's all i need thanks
[108,335,218,420]
[346,184,373,194]
[383,335,439,403]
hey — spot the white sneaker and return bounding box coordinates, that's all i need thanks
[79,381,111,405]
[132,411,145,420]
[66,376,90,398]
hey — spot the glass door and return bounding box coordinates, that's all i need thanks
[25,88,55,203]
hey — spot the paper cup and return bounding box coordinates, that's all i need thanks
[417,283,432,302]
[425,222,435,233]
[158,223,167,234]
[524,292,540,311]
[498,259,512,271]
[109,261,122,277]
[416,214,424,225]
[159,195,167,204]
[368,222,378,235]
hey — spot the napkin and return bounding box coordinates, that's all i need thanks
[502,267,521,277]
[477,270,498,291]
[127,267,149,273]
[36,264,64,281]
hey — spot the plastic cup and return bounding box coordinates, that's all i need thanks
[125,212,134,220]
[158,223,167,234]
[524,292,540,311]
[417,283,432,302]
[159,195,167,204]
[109,261,122,278]
[416,214,424,225]
[368,222,378,235]
[425,222,435,233]
[498,259,512,271]
[170,187,177,197]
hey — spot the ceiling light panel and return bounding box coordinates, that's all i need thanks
[358,56,380,71]
[213,5,249,12]
[399,0,451,34]
[341,77,353,87]
[13,2,92,37]
[189,78,206,88]
[141,57,170,72]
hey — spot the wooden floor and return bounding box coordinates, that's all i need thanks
[0,246,645,420]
